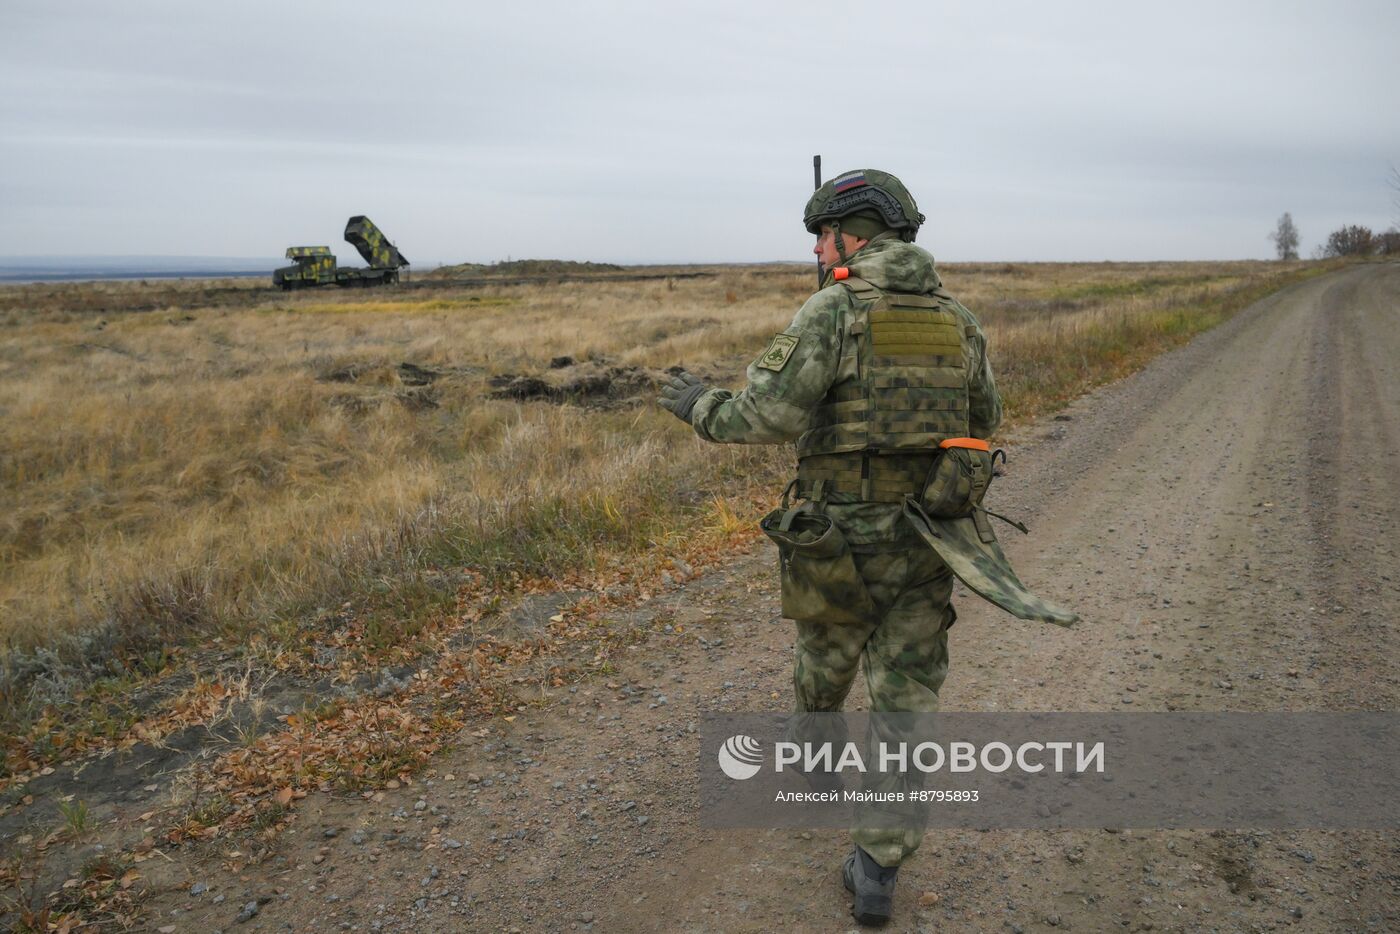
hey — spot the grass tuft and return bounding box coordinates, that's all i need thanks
[57,797,90,836]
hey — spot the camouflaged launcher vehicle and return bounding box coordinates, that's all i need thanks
[273,216,409,290]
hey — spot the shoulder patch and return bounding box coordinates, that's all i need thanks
[756,333,800,372]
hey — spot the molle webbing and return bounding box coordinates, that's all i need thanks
[797,452,938,504]
[796,275,971,459]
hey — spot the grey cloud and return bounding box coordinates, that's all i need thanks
[1,0,1397,262]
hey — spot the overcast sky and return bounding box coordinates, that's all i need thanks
[2,0,1397,264]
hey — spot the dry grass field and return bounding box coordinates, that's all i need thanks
[0,259,1340,735]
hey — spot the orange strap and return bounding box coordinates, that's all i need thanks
[939,437,991,451]
[833,267,850,280]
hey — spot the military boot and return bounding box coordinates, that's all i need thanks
[842,846,899,926]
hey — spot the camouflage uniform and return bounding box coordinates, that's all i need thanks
[689,235,1001,867]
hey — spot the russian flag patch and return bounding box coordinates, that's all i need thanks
[833,172,867,192]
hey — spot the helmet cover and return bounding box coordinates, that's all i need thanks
[804,169,925,242]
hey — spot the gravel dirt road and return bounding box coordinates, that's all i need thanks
[137,262,1400,932]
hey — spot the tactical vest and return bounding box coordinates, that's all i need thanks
[796,274,973,503]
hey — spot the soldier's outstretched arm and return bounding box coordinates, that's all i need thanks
[687,290,846,444]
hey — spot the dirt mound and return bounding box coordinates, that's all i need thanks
[315,360,467,414]
[314,356,660,412]
[487,360,662,407]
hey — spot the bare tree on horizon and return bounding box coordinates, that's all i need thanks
[1270,212,1300,261]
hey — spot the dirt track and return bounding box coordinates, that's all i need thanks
[128,262,1400,931]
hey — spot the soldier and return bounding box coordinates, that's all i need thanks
[659,169,1003,926]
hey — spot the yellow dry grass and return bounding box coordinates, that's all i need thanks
[0,259,1339,719]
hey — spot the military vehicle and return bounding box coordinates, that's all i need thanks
[273,216,409,289]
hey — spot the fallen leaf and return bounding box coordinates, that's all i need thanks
[120,868,141,889]
[275,787,293,807]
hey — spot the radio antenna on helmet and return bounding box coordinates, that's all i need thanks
[812,154,823,287]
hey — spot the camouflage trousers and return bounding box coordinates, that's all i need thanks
[791,544,954,868]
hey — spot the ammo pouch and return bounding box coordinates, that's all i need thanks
[919,437,998,518]
[760,499,876,624]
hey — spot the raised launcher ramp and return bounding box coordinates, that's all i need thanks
[343,216,409,272]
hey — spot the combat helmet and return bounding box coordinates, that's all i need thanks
[804,169,925,253]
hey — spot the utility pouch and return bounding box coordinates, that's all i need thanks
[760,502,876,624]
[920,437,997,518]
